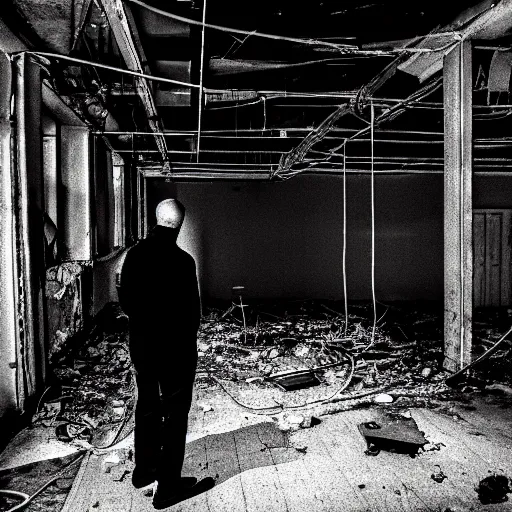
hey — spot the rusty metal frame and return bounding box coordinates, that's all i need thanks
[98,0,168,165]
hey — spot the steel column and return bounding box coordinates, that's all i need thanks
[443,41,473,372]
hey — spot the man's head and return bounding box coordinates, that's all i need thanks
[156,199,185,229]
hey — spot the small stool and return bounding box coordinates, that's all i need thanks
[221,286,248,320]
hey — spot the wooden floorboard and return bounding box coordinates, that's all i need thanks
[234,425,288,512]
[61,399,512,512]
[321,411,426,512]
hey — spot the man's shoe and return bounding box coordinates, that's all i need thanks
[153,477,215,509]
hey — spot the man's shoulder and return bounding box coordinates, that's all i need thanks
[176,247,196,266]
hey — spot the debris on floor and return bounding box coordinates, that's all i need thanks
[49,302,134,450]
[13,299,510,511]
[0,453,83,512]
[358,413,428,456]
[431,465,447,483]
[476,473,512,504]
[196,300,453,401]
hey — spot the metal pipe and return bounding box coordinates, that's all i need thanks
[196,0,207,162]
[94,127,445,136]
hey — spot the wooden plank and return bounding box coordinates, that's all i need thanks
[415,409,512,478]
[292,423,375,512]
[268,452,327,512]
[233,426,288,512]
[61,452,91,512]
[473,213,486,308]
[336,410,457,512]
[204,430,246,512]
[443,40,473,371]
[319,412,419,512]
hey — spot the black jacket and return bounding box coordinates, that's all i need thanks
[118,226,200,356]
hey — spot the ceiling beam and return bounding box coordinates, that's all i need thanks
[399,0,512,82]
[98,0,168,164]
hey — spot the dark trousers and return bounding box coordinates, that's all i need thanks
[131,341,196,487]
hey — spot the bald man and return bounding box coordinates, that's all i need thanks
[119,199,213,509]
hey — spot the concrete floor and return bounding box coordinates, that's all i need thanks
[59,389,512,512]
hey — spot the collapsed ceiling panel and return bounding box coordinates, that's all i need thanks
[3,0,512,178]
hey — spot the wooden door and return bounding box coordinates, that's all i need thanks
[473,209,512,307]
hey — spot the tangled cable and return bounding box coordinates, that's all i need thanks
[208,345,355,415]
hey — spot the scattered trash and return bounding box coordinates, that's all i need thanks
[55,423,92,443]
[102,452,121,473]
[269,370,321,391]
[374,393,394,404]
[431,465,447,483]
[485,383,512,396]
[246,377,264,384]
[359,414,428,456]
[198,402,214,413]
[421,368,432,378]
[476,474,512,504]
[422,442,445,453]
[287,414,305,425]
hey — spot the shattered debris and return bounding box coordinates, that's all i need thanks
[196,300,453,403]
[431,465,447,483]
[374,393,394,404]
[476,474,512,504]
[358,414,428,456]
[45,303,134,450]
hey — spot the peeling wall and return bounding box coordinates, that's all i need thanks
[45,262,88,361]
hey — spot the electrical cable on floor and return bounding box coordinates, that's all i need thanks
[1,452,85,512]
[342,142,349,336]
[209,348,355,414]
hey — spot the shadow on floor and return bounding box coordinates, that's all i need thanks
[183,421,302,486]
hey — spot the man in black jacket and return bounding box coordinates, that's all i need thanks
[119,198,213,509]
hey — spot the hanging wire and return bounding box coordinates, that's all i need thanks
[342,142,348,336]
[128,0,461,55]
[196,0,207,162]
[369,102,377,347]
[262,96,267,131]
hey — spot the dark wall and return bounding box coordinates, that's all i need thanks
[146,174,512,302]
[474,176,512,209]
[147,175,442,301]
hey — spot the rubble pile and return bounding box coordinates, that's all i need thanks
[42,303,134,447]
[196,300,451,403]
[40,300,512,441]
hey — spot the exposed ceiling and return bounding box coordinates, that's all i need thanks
[4,0,512,179]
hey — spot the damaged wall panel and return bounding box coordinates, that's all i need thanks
[45,262,89,361]
[14,53,47,406]
[60,125,92,261]
[0,53,19,415]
